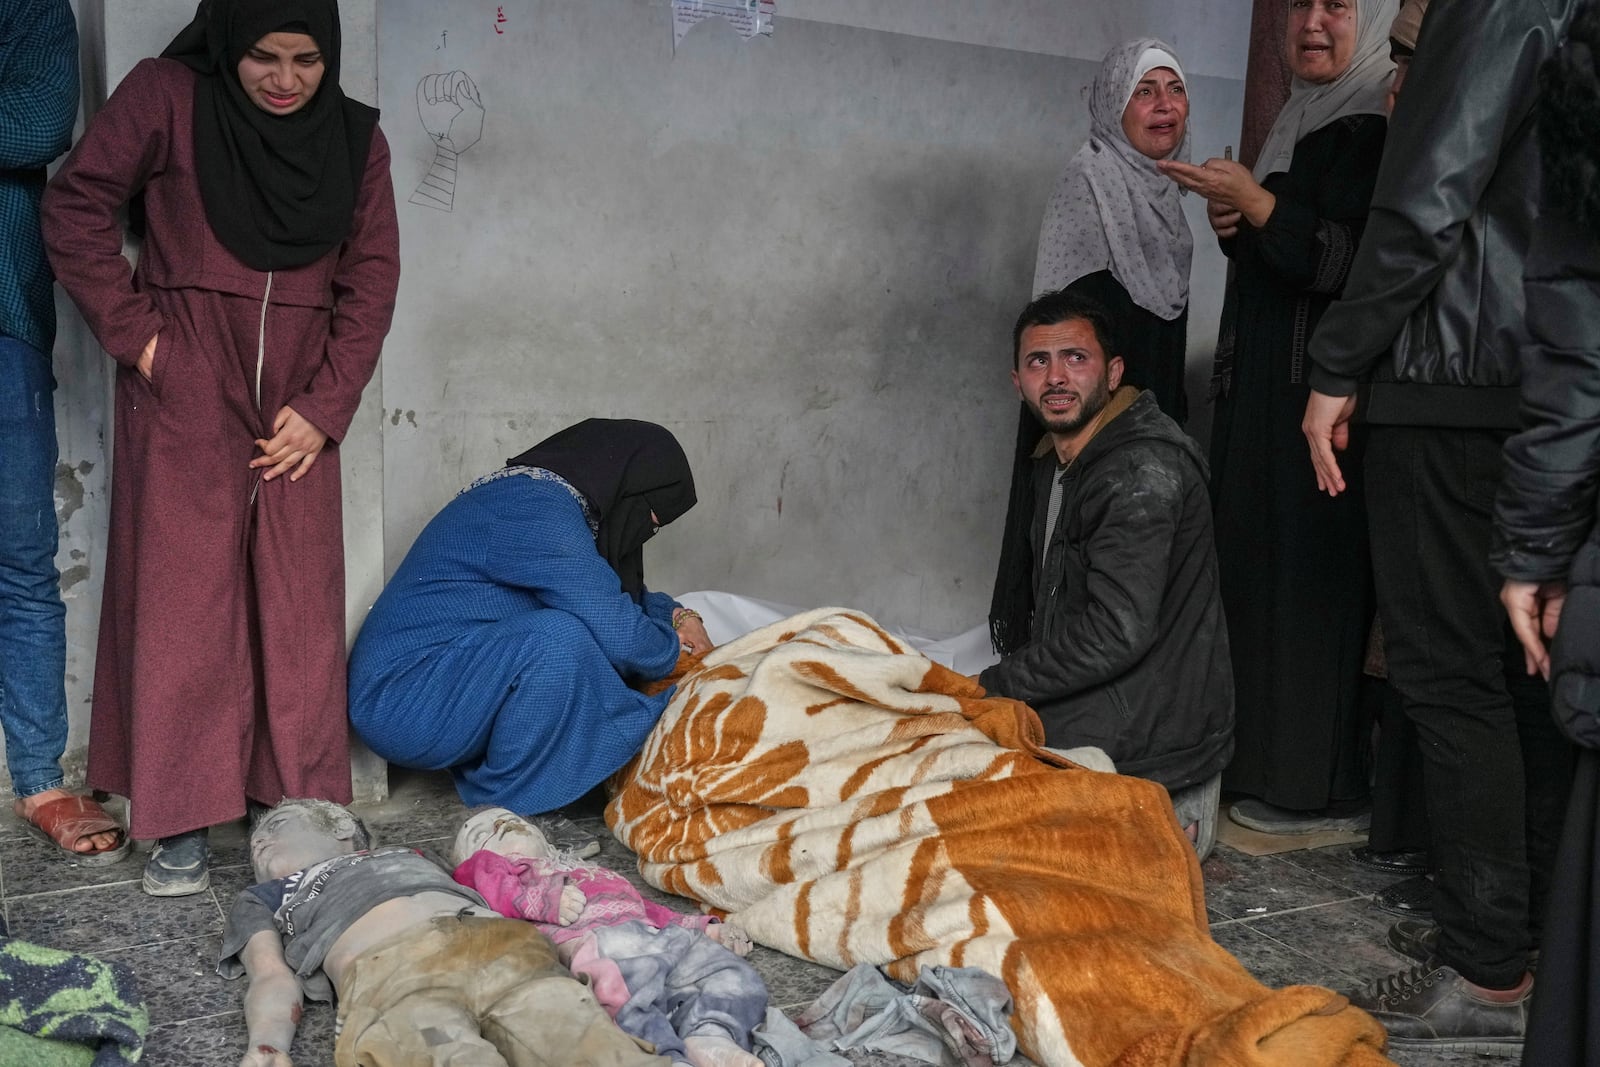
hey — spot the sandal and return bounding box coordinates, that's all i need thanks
[18,794,130,866]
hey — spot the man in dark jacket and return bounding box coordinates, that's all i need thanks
[1491,11,1600,1055]
[980,290,1233,831]
[1299,0,1578,1047]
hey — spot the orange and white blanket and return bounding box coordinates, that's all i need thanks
[608,608,1392,1067]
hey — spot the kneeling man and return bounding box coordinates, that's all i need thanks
[983,290,1233,801]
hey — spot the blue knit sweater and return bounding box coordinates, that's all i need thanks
[0,1,77,354]
[350,474,682,706]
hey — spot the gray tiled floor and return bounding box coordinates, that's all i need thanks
[1,772,1517,1067]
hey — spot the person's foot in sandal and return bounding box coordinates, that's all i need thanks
[13,790,129,865]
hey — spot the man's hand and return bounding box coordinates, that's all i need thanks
[137,333,158,381]
[676,615,712,656]
[251,406,328,483]
[1303,390,1358,496]
[1501,579,1567,679]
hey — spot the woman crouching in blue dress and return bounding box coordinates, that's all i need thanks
[348,419,708,816]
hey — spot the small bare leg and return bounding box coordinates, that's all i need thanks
[683,1034,762,1067]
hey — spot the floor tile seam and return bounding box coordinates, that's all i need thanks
[1229,894,1373,919]
[6,876,145,901]
[149,1008,244,1030]
[1225,911,1373,984]
[207,879,229,921]
[1209,891,1370,921]
[1270,851,1385,896]
[23,930,220,956]
[93,931,220,956]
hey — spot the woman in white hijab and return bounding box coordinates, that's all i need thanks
[1032,38,1193,423]
[1160,0,1400,836]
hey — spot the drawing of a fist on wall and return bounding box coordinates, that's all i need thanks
[411,71,485,212]
[417,70,484,153]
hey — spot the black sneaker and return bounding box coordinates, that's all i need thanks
[1387,918,1438,963]
[1347,961,1530,1050]
[531,813,601,859]
[142,828,210,897]
[1387,919,1540,972]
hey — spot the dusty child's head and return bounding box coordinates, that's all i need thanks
[450,807,555,867]
[249,798,372,882]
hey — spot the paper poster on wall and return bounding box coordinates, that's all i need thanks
[671,0,775,49]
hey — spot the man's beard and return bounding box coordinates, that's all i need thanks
[1031,375,1110,436]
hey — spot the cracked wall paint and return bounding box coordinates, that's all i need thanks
[53,459,92,526]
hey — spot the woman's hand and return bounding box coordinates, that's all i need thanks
[1207,200,1243,240]
[137,334,158,381]
[676,615,713,656]
[251,406,329,483]
[1158,157,1277,229]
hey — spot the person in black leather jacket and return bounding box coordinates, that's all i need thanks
[1296,0,1579,1049]
[1491,8,1600,1056]
[980,290,1233,814]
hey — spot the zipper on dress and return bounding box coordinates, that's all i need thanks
[250,272,274,506]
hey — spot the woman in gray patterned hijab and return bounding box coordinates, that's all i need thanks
[1033,39,1193,324]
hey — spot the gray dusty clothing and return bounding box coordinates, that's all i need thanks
[753,1010,850,1067]
[978,389,1234,789]
[759,963,1015,1067]
[217,847,486,1003]
[335,914,667,1067]
[591,921,767,1064]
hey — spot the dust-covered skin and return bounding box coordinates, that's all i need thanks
[449,806,556,866]
[237,802,502,1067]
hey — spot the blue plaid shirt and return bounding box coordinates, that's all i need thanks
[0,0,77,354]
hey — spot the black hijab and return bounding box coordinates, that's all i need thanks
[508,420,697,603]
[162,0,378,271]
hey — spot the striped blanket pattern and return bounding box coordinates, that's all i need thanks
[608,608,1392,1066]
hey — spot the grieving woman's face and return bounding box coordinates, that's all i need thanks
[1287,0,1359,84]
[236,31,327,115]
[1120,67,1189,160]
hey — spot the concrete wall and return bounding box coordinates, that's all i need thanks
[31,0,1248,794]
[376,0,1247,635]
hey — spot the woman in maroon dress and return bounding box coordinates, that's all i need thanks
[42,0,400,896]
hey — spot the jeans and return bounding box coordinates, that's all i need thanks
[1366,426,1574,989]
[0,337,66,798]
